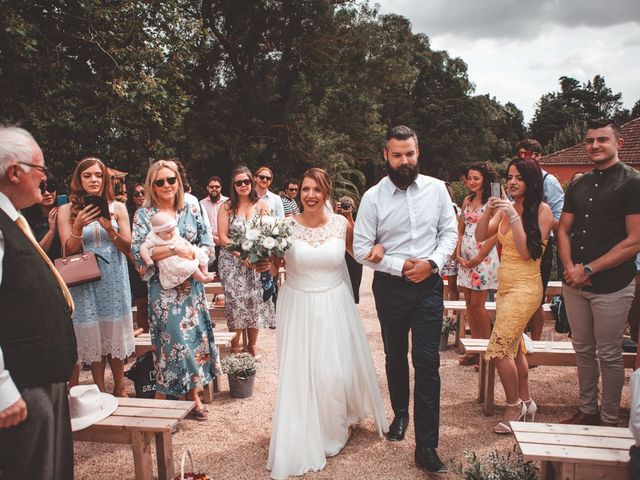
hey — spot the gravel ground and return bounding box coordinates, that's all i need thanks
[75,268,632,479]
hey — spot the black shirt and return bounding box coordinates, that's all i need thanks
[563,161,640,293]
[23,207,62,261]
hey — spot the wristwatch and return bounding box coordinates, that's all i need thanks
[169,244,176,252]
[428,260,439,274]
[583,264,593,277]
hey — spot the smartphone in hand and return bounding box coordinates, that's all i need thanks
[56,194,69,207]
[490,182,501,198]
[83,195,110,220]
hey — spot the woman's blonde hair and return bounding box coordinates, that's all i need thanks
[300,167,332,211]
[68,157,114,224]
[143,160,184,210]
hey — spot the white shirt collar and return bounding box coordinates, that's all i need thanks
[380,174,428,195]
[0,192,20,221]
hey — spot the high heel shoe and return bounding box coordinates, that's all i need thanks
[523,398,537,422]
[494,400,526,434]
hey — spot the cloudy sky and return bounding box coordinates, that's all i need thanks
[375,0,640,124]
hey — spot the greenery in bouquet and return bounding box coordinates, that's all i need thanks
[441,316,458,335]
[221,352,257,380]
[226,214,292,264]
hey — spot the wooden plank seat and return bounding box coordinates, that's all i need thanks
[444,300,555,349]
[204,281,223,296]
[511,421,633,479]
[73,397,195,480]
[459,338,637,416]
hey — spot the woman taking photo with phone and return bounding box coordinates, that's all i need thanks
[475,157,553,433]
[58,157,134,396]
[455,162,500,365]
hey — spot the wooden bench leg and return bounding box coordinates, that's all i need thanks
[457,313,466,352]
[131,431,154,480]
[155,431,174,480]
[477,354,486,404]
[202,382,214,404]
[483,358,495,416]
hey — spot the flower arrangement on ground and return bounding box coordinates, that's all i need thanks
[441,316,458,335]
[221,352,257,380]
[226,214,292,303]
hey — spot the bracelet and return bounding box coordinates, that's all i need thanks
[70,231,83,239]
[509,215,521,224]
[111,233,118,241]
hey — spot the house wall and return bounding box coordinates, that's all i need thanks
[543,164,640,186]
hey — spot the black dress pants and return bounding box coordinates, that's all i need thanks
[372,271,444,448]
[0,382,73,480]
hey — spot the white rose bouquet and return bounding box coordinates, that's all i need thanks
[226,214,292,303]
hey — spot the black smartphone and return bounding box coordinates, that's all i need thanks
[83,195,110,220]
[56,194,69,207]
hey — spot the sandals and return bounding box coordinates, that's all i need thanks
[459,354,479,366]
[193,407,208,421]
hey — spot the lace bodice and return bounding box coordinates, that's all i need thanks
[283,214,348,292]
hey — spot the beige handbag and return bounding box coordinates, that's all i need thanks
[54,252,102,287]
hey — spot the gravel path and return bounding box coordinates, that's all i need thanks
[75,267,632,479]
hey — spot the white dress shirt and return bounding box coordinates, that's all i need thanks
[260,190,285,219]
[200,195,228,238]
[353,175,458,277]
[0,192,23,411]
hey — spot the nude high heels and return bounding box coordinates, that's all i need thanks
[523,398,537,422]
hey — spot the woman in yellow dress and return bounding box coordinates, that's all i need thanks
[476,157,553,433]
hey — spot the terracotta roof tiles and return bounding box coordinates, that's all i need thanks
[540,117,640,166]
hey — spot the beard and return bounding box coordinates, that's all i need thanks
[386,160,418,189]
[208,192,220,202]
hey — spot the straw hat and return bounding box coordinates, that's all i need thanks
[69,384,118,431]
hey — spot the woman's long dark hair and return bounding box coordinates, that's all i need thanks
[466,161,496,204]
[508,157,544,260]
[228,166,258,216]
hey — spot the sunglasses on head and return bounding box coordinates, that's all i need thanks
[132,190,145,198]
[153,176,177,187]
[234,179,252,187]
[256,174,272,181]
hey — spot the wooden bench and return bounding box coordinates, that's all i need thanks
[459,338,637,416]
[511,421,633,479]
[204,281,223,296]
[444,300,555,349]
[73,397,194,480]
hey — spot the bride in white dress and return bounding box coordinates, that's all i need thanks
[267,168,388,479]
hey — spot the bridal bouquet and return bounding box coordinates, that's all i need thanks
[226,214,292,303]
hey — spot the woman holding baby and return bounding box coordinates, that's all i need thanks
[131,160,217,420]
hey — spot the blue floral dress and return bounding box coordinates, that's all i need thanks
[132,204,218,396]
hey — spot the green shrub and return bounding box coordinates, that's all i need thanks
[451,447,538,480]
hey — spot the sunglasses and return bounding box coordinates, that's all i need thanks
[287,187,298,192]
[153,176,177,187]
[234,179,252,187]
[39,181,57,194]
[256,175,272,181]
[208,185,221,189]
[132,190,145,198]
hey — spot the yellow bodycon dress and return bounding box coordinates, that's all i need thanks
[486,224,543,360]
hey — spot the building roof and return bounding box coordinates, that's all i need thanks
[540,117,640,167]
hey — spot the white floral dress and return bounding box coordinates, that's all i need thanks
[457,202,499,290]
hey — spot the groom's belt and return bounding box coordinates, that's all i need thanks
[374,271,412,282]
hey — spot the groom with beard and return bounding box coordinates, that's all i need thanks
[354,125,457,474]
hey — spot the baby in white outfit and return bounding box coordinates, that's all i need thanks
[140,211,214,289]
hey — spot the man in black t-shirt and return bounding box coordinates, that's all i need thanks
[558,118,640,427]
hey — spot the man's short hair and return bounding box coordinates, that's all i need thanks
[517,139,542,154]
[207,175,222,185]
[586,118,622,139]
[0,126,37,177]
[285,178,299,188]
[385,125,418,149]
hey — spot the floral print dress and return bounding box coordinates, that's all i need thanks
[132,204,218,396]
[457,202,499,291]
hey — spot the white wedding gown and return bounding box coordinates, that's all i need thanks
[267,214,388,479]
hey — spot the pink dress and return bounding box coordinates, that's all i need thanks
[457,202,499,291]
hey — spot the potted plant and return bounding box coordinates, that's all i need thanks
[451,447,538,479]
[440,317,458,351]
[221,352,257,398]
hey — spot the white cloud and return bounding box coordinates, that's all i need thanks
[375,1,640,123]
